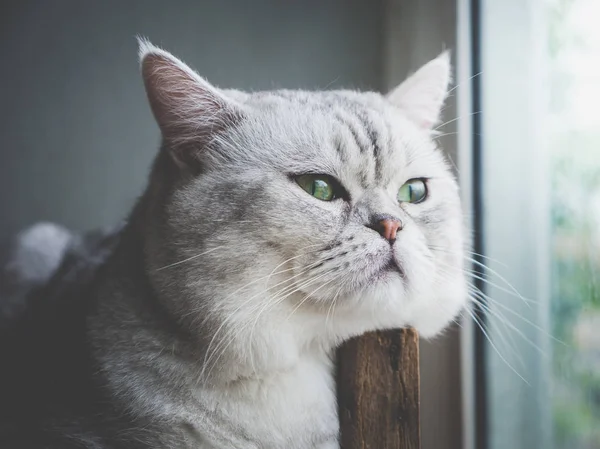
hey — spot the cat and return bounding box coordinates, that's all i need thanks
[0,38,467,448]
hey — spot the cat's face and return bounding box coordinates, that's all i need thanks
[140,40,466,342]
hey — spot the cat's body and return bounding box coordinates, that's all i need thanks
[1,221,337,448]
[0,40,467,448]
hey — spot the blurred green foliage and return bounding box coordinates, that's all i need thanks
[549,1,600,447]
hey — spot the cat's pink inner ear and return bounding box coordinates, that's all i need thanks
[138,40,243,159]
[141,51,201,135]
[386,51,452,130]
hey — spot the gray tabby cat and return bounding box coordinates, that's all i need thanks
[0,39,466,448]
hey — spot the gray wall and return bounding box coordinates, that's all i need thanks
[0,0,383,236]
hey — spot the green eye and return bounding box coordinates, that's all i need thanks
[296,174,336,201]
[397,179,427,203]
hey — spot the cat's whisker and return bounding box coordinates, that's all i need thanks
[199,250,336,382]
[428,244,509,271]
[238,276,340,375]
[434,110,482,130]
[471,287,565,346]
[263,243,326,288]
[464,250,508,268]
[199,259,326,382]
[433,131,458,139]
[204,219,254,223]
[203,269,335,382]
[434,257,557,351]
[325,285,344,330]
[198,266,314,377]
[321,75,342,91]
[404,147,448,167]
[465,294,533,364]
[245,270,336,374]
[464,306,530,385]
[432,264,547,365]
[467,257,535,307]
[282,275,338,324]
[445,70,483,95]
[467,271,537,307]
[185,244,325,320]
[430,245,535,306]
[468,292,548,359]
[154,245,226,271]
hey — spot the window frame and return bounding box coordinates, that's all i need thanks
[460,1,554,448]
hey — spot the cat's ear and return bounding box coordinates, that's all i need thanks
[386,51,452,130]
[138,38,244,167]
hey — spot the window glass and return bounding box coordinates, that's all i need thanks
[548,0,600,447]
[479,1,600,448]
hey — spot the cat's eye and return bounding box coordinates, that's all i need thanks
[397,179,427,204]
[295,174,338,201]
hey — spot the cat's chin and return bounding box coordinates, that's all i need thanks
[349,257,406,291]
[325,273,466,340]
[330,277,408,319]
[305,270,408,312]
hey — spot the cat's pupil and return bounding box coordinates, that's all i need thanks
[296,174,335,201]
[313,180,330,198]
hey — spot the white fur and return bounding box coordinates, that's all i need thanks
[11,222,71,282]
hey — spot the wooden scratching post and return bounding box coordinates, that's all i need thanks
[337,329,420,449]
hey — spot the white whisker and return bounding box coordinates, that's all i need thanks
[154,245,225,271]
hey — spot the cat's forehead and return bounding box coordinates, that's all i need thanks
[235,89,441,187]
[243,88,385,110]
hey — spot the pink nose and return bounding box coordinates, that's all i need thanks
[378,218,402,242]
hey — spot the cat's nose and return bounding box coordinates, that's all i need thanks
[367,215,403,243]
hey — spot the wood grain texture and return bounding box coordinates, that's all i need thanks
[337,329,420,449]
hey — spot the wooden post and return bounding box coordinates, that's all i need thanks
[337,329,420,449]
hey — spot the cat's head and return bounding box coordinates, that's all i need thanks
[138,39,466,345]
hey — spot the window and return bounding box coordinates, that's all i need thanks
[548,1,600,446]
[465,0,600,448]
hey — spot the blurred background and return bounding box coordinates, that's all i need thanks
[0,1,598,449]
